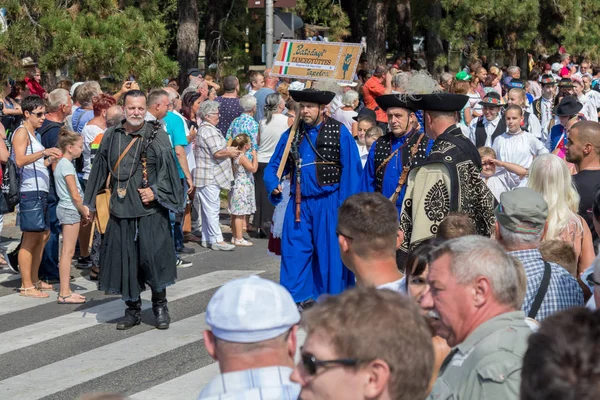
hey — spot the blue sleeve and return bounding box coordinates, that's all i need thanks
[339,125,363,204]
[360,142,377,192]
[426,138,435,155]
[264,128,292,205]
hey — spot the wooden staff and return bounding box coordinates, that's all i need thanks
[276,80,312,179]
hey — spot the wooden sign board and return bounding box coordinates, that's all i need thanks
[271,40,362,84]
[248,0,297,8]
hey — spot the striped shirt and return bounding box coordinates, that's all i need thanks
[510,249,584,321]
[197,366,300,400]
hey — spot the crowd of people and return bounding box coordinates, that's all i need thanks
[2,50,600,399]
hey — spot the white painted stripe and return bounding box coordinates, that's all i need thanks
[0,313,209,400]
[0,270,262,357]
[130,363,220,400]
[0,277,98,316]
[0,272,20,284]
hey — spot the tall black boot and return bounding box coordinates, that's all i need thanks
[116,299,142,330]
[151,289,170,330]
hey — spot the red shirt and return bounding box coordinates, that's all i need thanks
[362,76,388,123]
[24,77,46,98]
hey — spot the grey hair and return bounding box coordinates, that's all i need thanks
[263,93,282,124]
[507,66,521,76]
[240,94,257,112]
[341,90,359,107]
[561,53,570,62]
[431,235,520,308]
[439,72,453,84]
[198,100,219,119]
[187,79,207,92]
[312,79,343,96]
[46,89,70,113]
[497,223,544,249]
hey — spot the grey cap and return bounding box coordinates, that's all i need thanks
[495,188,548,234]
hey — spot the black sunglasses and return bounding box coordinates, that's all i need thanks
[301,354,358,376]
[29,111,45,118]
[335,229,354,240]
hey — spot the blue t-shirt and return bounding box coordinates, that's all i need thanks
[54,157,83,212]
[72,108,94,134]
[253,88,275,123]
[163,111,189,179]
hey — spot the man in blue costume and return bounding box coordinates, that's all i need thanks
[264,89,362,310]
[361,94,432,216]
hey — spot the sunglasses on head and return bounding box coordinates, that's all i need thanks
[301,353,358,376]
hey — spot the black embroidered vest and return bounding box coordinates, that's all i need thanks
[522,111,531,132]
[291,118,342,186]
[373,132,429,192]
[475,116,506,148]
[532,98,542,121]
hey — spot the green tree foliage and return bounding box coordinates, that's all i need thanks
[547,0,600,59]
[0,0,178,88]
[294,0,351,42]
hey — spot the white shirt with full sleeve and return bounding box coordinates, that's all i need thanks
[492,130,548,187]
[525,112,543,142]
[468,115,501,147]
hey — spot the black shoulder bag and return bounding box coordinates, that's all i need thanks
[528,262,552,320]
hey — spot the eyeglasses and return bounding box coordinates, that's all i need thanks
[30,111,45,118]
[335,229,354,240]
[301,354,358,376]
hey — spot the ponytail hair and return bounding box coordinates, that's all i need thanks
[231,133,251,150]
[57,127,81,152]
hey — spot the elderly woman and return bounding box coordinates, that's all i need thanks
[194,101,241,251]
[332,89,359,135]
[226,94,259,153]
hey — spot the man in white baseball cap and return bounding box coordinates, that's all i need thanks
[198,276,301,399]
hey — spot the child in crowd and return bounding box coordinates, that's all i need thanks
[478,146,528,201]
[492,104,548,186]
[507,88,543,140]
[356,116,376,167]
[229,134,257,247]
[54,128,90,304]
[539,240,578,278]
[365,125,384,150]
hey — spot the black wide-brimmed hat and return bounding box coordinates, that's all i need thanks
[558,78,574,89]
[480,91,504,107]
[289,89,336,105]
[554,96,583,116]
[352,107,377,122]
[411,93,469,112]
[375,94,417,112]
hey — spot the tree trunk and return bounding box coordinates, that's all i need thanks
[395,0,413,59]
[340,0,362,43]
[203,0,221,72]
[177,0,199,90]
[367,0,389,68]
[425,0,444,77]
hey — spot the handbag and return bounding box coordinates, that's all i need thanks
[0,153,22,214]
[94,136,139,234]
[182,203,192,233]
[19,137,46,232]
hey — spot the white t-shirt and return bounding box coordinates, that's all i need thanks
[483,170,519,202]
[15,130,49,193]
[258,114,289,163]
[492,130,548,187]
[82,123,105,180]
[333,108,358,133]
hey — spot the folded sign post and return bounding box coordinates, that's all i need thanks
[271,40,363,84]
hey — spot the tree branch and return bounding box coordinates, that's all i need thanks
[22,3,42,28]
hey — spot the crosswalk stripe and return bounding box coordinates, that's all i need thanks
[0,277,98,316]
[0,269,262,357]
[0,272,20,284]
[0,313,209,400]
[129,363,220,400]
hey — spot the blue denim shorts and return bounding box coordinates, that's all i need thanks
[19,191,50,232]
[57,206,81,225]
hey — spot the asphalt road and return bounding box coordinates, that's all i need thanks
[0,212,281,400]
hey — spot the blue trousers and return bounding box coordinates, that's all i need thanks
[280,191,355,303]
[39,188,60,280]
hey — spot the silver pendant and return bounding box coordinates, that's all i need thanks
[117,188,127,199]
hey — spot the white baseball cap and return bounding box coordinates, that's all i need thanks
[70,82,84,98]
[206,276,300,343]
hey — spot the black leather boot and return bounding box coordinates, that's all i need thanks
[116,299,142,330]
[151,289,170,330]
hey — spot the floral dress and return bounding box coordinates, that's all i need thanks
[228,156,256,215]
